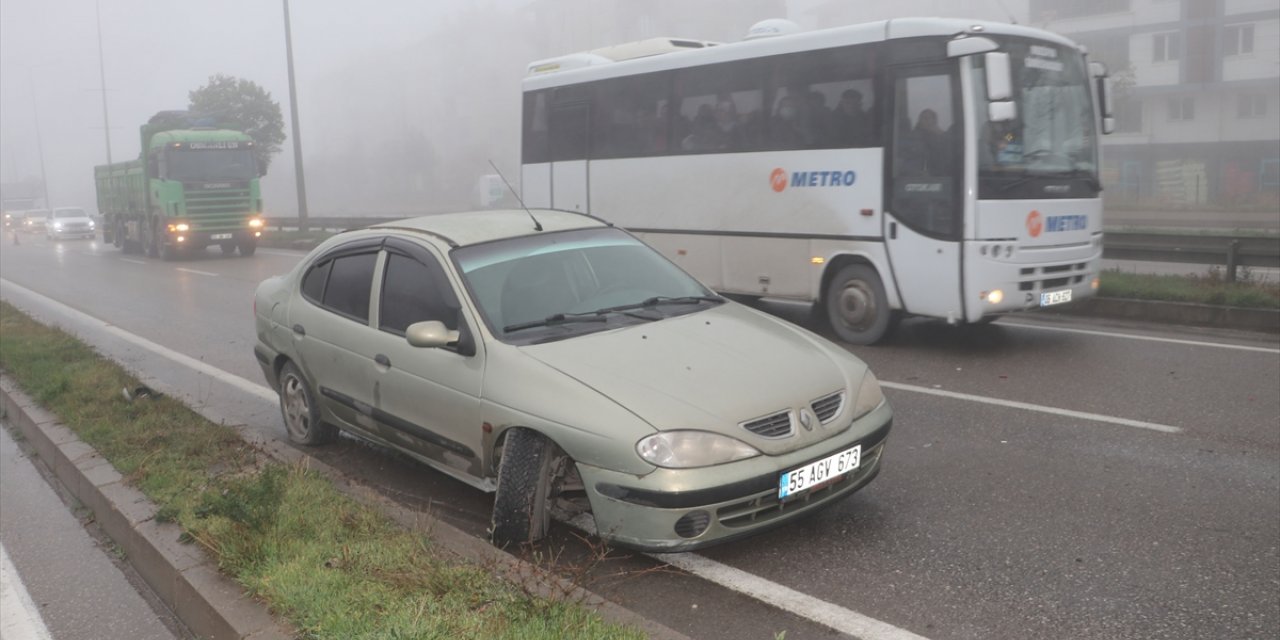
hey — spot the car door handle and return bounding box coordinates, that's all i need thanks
[375,354,391,368]
[292,324,305,336]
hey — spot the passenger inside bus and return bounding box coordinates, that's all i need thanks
[832,89,872,147]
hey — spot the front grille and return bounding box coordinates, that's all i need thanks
[717,443,883,528]
[742,411,792,438]
[183,184,253,230]
[810,392,843,424]
[1017,262,1089,293]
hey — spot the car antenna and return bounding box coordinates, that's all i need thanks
[487,160,541,232]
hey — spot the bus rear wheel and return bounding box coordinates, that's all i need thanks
[824,264,896,345]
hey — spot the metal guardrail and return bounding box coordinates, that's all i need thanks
[265,218,1280,281]
[1103,231,1280,281]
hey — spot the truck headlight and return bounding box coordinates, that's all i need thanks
[248,218,264,228]
[53,222,63,230]
[636,431,760,469]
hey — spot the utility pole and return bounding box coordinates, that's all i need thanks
[282,0,309,232]
[95,0,113,164]
[27,71,51,209]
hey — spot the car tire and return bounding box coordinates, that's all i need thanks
[277,362,337,446]
[823,263,897,345]
[491,428,563,548]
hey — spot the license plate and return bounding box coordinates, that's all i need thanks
[210,233,233,240]
[1040,289,1072,307]
[778,445,860,500]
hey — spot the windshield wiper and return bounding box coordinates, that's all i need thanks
[595,295,723,314]
[503,313,608,333]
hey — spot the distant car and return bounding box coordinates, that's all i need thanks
[46,207,97,240]
[22,209,50,234]
[3,210,26,231]
[253,209,893,551]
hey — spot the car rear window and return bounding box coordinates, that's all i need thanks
[321,253,377,321]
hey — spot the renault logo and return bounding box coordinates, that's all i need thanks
[799,409,814,431]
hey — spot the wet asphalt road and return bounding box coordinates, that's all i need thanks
[1,235,1277,640]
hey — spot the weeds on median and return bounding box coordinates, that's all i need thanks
[0,301,643,640]
[1098,269,1280,309]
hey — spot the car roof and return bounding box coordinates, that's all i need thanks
[370,209,608,247]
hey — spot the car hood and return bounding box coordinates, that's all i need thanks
[520,303,859,454]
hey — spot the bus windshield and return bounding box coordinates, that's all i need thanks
[165,149,257,182]
[975,40,1098,192]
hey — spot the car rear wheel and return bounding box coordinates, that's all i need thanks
[278,362,336,446]
[491,428,569,548]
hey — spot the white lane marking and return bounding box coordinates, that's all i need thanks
[175,267,219,277]
[569,515,932,640]
[0,543,54,640]
[653,552,930,640]
[0,279,277,404]
[999,321,1280,355]
[119,258,146,265]
[880,381,1181,433]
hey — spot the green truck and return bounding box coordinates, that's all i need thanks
[96,111,265,259]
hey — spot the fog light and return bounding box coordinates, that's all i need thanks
[176,235,185,243]
[254,231,261,237]
[674,510,711,539]
[988,289,1004,304]
[811,256,825,264]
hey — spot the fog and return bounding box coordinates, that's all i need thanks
[4,0,1273,219]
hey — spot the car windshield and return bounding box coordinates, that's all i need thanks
[454,227,717,344]
[54,209,85,218]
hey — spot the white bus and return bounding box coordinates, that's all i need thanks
[521,18,1114,344]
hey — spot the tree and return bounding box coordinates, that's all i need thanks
[188,74,286,174]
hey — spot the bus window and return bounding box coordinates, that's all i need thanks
[591,73,670,159]
[523,91,550,164]
[673,60,765,154]
[549,102,590,162]
[772,45,879,149]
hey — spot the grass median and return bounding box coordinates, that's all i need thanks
[0,301,641,640]
[1098,269,1280,309]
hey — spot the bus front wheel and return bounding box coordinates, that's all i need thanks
[824,264,896,345]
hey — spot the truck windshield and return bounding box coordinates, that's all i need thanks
[165,149,257,182]
[974,39,1099,197]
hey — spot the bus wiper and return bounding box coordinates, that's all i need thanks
[503,313,608,333]
[997,173,1039,192]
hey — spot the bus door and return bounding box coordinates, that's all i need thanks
[883,63,966,322]
[549,102,590,212]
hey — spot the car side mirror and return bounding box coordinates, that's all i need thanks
[406,320,459,348]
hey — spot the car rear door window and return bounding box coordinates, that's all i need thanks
[321,253,377,321]
[301,260,332,303]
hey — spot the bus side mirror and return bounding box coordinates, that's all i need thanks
[985,52,1013,101]
[1090,62,1116,135]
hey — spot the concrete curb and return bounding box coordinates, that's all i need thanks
[0,375,692,640]
[1042,297,1280,334]
[0,376,293,640]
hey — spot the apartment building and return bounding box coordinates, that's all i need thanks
[1033,0,1280,209]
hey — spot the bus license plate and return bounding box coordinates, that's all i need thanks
[1040,289,1072,307]
[210,233,233,240]
[779,445,860,500]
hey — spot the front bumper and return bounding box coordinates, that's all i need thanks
[49,226,96,239]
[577,401,893,552]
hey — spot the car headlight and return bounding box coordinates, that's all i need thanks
[636,431,761,469]
[851,372,884,420]
[53,222,63,229]
[88,221,96,229]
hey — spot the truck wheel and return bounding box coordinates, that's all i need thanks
[823,263,897,345]
[238,238,257,257]
[491,428,566,548]
[219,241,237,255]
[278,362,337,445]
[144,221,159,258]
